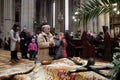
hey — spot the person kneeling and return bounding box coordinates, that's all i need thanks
[28,38,37,60]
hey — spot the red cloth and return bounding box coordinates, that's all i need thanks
[62,38,68,58]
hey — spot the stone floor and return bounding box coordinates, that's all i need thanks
[0,49,35,79]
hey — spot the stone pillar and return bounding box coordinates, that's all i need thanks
[87,18,98,34]
[42,0,47,23]
[39,0,48,25]
[0,0,3,38]
[46,0,53,27]
[39,0,44,23]
[0,0,2,27]
[55,0,61,32]
[98,14,105,32]
[93,18,98,34]
[97,13,110,33]
[60,0,65,32]
[21,0,35,35]
[105,13,110,30]
[87,20,93,33]
[69,0,74,32]
[80,0,85,32]
[3,0,15,39]
[0,0,1,25]
[105,13,110,26]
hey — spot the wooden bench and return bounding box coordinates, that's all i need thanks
[66,41,76,57]
[81,37,95,58]
[71,39,83,57]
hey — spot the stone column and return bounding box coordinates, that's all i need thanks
[3,0,15,39]
[1,0,4,39]
[43,0,47,22]
[21,0,35,35]
[87,18,98,34]
[60,0,64,32]
[39,0,44,23]
[0,0,1,25]
[93,18,98,34]
[98,14,105,32]
[46,0,53,26]
[0,0,3,37]
[87,20,93,33]
[55,0,61,32]
[39,0,48,24]
[105,13,110,30]
[69,0,74,32]
[80,0,85,32]
[0,0,2,28]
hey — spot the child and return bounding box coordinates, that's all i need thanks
[59,32,68,58]
[28,38,37,60]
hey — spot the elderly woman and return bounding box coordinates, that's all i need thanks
[37,25,55,64]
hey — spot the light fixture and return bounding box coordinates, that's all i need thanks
[116,11,120,15]
[112,3,117,6]
[72,16,75,19]
[75,11,79,15]
[74,19,77,22]
[113,8,117,11]
[112,3,120,15]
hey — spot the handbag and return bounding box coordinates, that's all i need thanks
[16,42,20,51]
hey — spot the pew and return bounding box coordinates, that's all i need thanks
[78,31,98,58]
[65,31,83,57]
[71,39,83,57]
[66,39,83,57]
[66,40,76,57]
[81,37,95,58]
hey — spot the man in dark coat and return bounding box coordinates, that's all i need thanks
[20,28,28,59]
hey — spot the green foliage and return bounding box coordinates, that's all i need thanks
[111,51,120,80]
[77,0,120,25]
[77,0,120,79]
[112,52,120,66]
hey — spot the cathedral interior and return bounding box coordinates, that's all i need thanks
[0,0,120,79]
[0,0,120,40]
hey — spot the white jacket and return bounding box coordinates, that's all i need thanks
[9,29,20,51]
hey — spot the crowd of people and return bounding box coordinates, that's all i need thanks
[6,24,68,64]
[0,23,120,64]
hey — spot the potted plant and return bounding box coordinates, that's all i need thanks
[111,49,120,80]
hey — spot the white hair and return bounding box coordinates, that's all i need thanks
[42,25,50,30]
